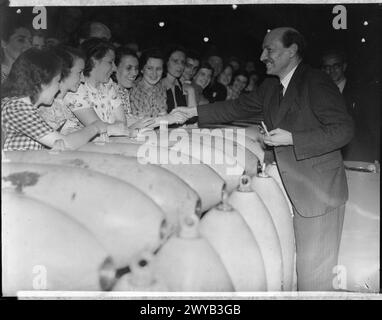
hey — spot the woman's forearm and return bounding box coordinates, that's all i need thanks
[62,123,101,149]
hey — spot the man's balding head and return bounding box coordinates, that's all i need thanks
[260,27,305,79]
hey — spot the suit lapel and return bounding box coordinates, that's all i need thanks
[273,64,305,128]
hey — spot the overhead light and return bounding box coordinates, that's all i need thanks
[203,37,209,43]
[363,21,368,26]
[232,4,238,10]
[158,21,165,27]
[267,29,271,33]
[16,9,21,14]
[361,38,366,43]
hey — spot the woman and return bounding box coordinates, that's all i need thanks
[218,63,233,89]
[64,38,127,131]
[38,46,87,135]
[244,71,260,93]
[112,46,155,129]
[192,62,213,106]
[1,48,107,151]
[129,48,185,126]
[161,46,197,113]
[1,20,32,82]
[226,70,249,100]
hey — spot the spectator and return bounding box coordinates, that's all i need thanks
[218,63,234,88]
[39,46,86,134]
[129,48,187,126]
[227,56,241,72]
[161,45,197,113]
[244,71,261,93]
[203,52,227,103]
[192,61,213,106]
[64,38,127,131]
[322,49,379,161]
[112,46,154,129]
[32,30,46,50]
[226,70,249,100]
[1,48,107,151]
[78,21,112,45]
[1,19,32,82]
[180,49,200,85]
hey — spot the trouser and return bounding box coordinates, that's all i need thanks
[293,204,346,291]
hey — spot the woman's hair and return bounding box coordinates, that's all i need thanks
[80,37,115,77]
[232,69,250,86]
[221,63,233,74]
[1,48,62,103]
[163,44,186,75]
[51,45,85,81]
[138,47,164,71]
[114,46,138,67]
[164,45,186,63]
[196,61,214,74]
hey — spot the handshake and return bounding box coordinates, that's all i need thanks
[168,106,198,124]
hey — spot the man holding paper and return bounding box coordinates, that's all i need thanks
[173,27,354,291]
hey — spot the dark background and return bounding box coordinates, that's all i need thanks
[1,3,381,83]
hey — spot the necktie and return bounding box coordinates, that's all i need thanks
[279,82,284,104]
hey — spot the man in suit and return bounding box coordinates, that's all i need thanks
[174,27,354,291]
[321,49,378,162]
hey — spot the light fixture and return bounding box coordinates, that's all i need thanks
[16,9,21,14]
[203,37,209,43]
[158,21,165,28]
[361,38,366,43]
[232,4,238,10]
[267,29,271,33]
[363,21,368,26]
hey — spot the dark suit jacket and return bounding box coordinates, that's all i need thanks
[197,63,354,217]
[341,80,380,162]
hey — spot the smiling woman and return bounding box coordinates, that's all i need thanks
[64,38,131,135]
[1,48,107,151]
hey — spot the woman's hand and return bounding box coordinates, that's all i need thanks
[130,117,156,130]
[182,83,195,95]
[92,120,108,134]
[171,107,198,119]
[106,122,130,137]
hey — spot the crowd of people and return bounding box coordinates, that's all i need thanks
[1,14,379,162]
[1,8,380,293]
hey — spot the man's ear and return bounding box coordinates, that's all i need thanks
[289,43,298,58]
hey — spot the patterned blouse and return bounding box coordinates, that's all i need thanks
[38,98,84,135]
[129,80,167,118]
[1,97,54,151]
[64,79,124,124]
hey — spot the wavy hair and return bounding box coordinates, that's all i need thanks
[80,37,115,77]
[1,48,62,104]
[52,45,85,81]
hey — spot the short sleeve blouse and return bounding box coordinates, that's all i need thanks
[64,79,124,124]
[129,80,167,118]
[1,97,54,151]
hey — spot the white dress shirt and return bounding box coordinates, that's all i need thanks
[280,63,299,96]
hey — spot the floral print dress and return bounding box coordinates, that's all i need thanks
[64,79,124,124]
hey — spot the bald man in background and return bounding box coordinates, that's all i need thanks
[174,27,354,291]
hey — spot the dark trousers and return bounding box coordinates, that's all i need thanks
[293,205,345,291]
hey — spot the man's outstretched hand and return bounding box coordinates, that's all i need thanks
[170,106,198,120]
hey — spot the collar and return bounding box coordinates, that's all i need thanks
[337,78,347,93]
[280,63,299,94]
